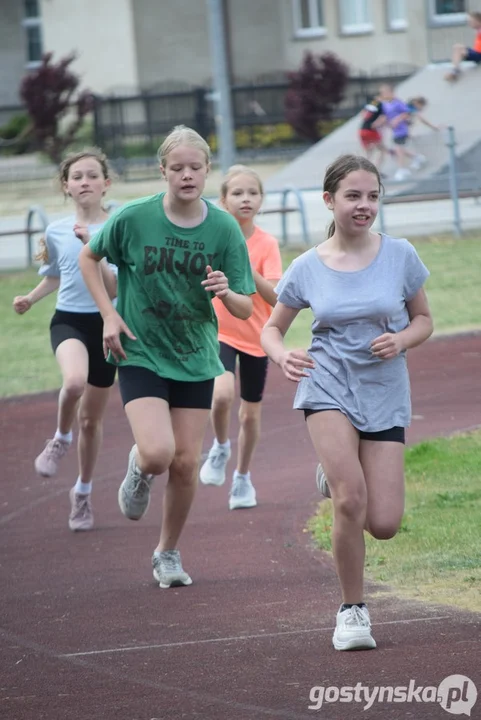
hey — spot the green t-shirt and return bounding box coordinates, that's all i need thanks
[89,193,256,381]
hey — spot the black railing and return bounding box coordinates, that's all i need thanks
[92,69,417,162]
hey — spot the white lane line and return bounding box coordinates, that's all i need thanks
[61,614,452,657]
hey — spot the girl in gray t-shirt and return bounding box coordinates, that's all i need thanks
[262,154,433,652]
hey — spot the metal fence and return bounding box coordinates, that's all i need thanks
[376,126,481,238]
[91,68,417,168]
[257,125,481,243]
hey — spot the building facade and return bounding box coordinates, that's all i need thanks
[2,0,481,106]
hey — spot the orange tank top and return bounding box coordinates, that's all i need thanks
[474,30,481,53]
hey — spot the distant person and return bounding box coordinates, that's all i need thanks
[405,97,440,132]
[358,94,388,174]
[261,154,433,651]
[200,165,282,510]
[445,11,481,82]
[79,126,255,589]
[379,84,428,182]
[12,149,118,532]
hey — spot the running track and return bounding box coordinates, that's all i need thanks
[1,334,480,720]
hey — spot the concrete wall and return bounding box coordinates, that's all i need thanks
[227,0,285,81]
[0,0,29,105]
[132,0,212,89]
[40,0,139,94]
[264,61,481,193]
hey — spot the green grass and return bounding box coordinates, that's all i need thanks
[308,430,481,612]
[1,234,481,397]
[1,268,60,397]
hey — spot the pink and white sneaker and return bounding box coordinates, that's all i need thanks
[35,438,70,477]
[68,488,94,532]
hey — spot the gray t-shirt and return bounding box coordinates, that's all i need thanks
[276,234,430,432]
[39,216,116,313]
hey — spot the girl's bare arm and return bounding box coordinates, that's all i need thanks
[252,270,279,307]
[13,276,60,314]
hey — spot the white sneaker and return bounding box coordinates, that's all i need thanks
[229,471,257,510]
[410,154,427,171]
[152,550,192,588]
[199,443,231,486]
[393,167,411,182]
[315,463,331,498]
[333,605,377,651]
[118,445,155,521]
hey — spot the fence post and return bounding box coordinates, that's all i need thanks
[144,94,154,152]
[446,125,462,237]
[26,205,49,267]
[280,186,310,247]
[92,94,102,148]
[378,198,386,235]
[194,88,210,139]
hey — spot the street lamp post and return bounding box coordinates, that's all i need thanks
[207,0,236,173]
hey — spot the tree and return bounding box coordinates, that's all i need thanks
[284,51,349,143]
[20,52,94,164]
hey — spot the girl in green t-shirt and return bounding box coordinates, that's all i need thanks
[79,125,255,589]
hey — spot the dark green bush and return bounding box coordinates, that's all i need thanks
[0,113,32,155]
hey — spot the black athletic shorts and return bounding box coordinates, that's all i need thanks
[219,341,269,403]
[118,365,214,409]
[50,310,116,389]
[304,409,405,444]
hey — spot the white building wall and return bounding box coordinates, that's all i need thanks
[282,1,417,76]
[40,0,139,94]
[131,0,212,89]
[0,0,29,105]
[29,0,481,99]
[227,0,285,82]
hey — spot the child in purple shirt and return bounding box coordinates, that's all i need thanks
[379,85,427,182]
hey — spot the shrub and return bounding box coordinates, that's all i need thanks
[285,51,349,142]
[20,52,95,164]
[0,113,33,155]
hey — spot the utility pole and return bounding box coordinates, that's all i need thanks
[207,0,235,173]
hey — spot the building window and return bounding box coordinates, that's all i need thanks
[386,0,408,31]
[292,0,326,38]
[428,0,466,26]
[339,0,374,35]
[22,0,43,67]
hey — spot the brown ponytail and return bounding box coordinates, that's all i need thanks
[35,236,48,263]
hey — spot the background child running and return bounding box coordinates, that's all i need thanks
[261,154,433,652]
[445,11,481,82]
[12,148,118,532]
[357,94,388,174]
[405,96,440,132]
[79,126,255,589]
[378,84,428,181]
[199,165,282,510]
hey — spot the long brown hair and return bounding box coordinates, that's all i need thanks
[324,154,382,238]
[36,147,111,263]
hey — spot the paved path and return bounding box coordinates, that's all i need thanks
[1,334,480,719]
